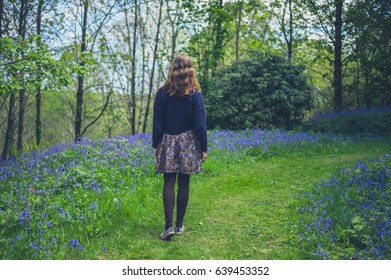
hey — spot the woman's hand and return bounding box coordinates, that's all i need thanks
[202,152,207,162]
[153,148,157,158]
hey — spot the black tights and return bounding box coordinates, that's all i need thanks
[163,173,190,230]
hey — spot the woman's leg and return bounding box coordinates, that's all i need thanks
[176,174,190,228]
[163,173,176,230]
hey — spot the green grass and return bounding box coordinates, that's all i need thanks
[96,138,391,260]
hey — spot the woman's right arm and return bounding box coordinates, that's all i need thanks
[152,91,164,150]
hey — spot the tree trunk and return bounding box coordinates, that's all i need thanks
[383,70,391,106]
[212,0,224,71]
[35,0,43,146]
[142,0,163,133]
[130,0,138,135]
[36,87,42,144]
[364,69,370,108]
[75,1,88,141]
[2,93,16,161]
[166,0,181,62]
[235,0,243,61]
[137,35,146,133]
[282,0,293,61]
[200,13,212,94]
[17,88,26,153]
[355,57,360,108]
[288,0,293,61]
[333,0,343,112]
[17,0,27,154]
[0,0,4,37]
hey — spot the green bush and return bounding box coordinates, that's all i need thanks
[205,53,313,130]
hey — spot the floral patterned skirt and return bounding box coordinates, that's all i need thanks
[155,130,202,174]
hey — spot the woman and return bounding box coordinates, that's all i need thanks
[152,54,207,241]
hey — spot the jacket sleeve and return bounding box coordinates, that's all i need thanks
[192,91,208,152]
[152,91,164,149]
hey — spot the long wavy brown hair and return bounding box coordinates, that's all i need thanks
[161,53,201,97]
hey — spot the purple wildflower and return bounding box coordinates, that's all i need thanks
[68,239,79,248]
[90,201,98,210]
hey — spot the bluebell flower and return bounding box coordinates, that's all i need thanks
[50,236,57,245]
[90,202,98,210]
[80,212,86,221]
[29,241,41,250]
[17,209,32,225]
[68,239,79,248]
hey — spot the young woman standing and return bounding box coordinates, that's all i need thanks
[152,54,207,241]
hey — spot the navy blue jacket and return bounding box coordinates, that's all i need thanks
[152,89,207,152]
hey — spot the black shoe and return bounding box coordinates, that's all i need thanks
[175,226,185,235]
[160,227,175,241]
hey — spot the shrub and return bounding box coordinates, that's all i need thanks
[205,53,313,130]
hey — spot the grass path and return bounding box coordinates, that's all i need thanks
[103,140,390,260]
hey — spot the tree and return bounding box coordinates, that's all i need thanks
[234,0,244,61]
[184,0,233,93]
[35,0,43,146]
[207,52,313,130]
[344,0,391,107]
[185,0,275,95]
[69,0,119,141]
[124,0,138,135]
[74,0,89,141]
[304,0,345,112]
[212,0,225,70]
[16,0,31,154]
[0,0,4,37]
[282,0,294,61]
[272,0,308,62]
[1,0,30,160]
[1,40,17,161]
[0,36,75,160]
[109,0,163,135]
[142,0,163,133]
[0,0,82,160]
[334,0,343,112]
[165,0,184,62]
